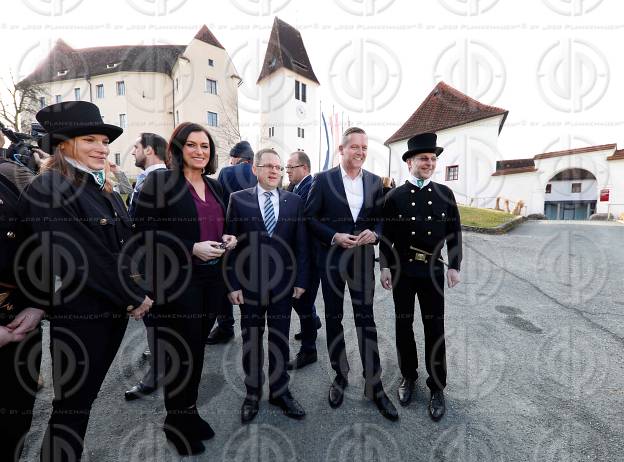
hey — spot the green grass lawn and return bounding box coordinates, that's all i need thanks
[458,205,517,228]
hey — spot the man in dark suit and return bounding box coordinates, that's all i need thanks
[379,132,462,421]
[306,127,398,421]
[207,141,258,345]
[285,150,322,369]
[225,148,309,424]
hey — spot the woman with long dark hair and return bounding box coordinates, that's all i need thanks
[18,101,152,461]
[132,122,236,455]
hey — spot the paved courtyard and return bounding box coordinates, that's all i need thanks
[20,221,624,461]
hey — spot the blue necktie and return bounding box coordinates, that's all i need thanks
[263,191,276,236]
[416,178,424,188]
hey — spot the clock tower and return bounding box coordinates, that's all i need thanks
[257,17,320,172]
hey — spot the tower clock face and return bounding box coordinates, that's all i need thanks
[296,104,306,119]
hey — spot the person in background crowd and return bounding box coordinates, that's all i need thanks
[124,132,169,402]
[380,132,462,421]
[284,150,321,370]
[132,122,236,455]
[224,148,308,424]
[18,101,152,461]
[206,140,257,346]
[382,176,396,196]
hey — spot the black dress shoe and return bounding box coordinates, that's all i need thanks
[125,382,157,401]
[269,392,306,420]
[163,415,205,456]
[294,316,322,340]
[397,377,415,406]
[206,328,235,345]
[286,350,318,370]
[188,406,215,440]
[328,376,348,408]
[429,390,445,421]
[241,396,260,424]
[365,388,399,421]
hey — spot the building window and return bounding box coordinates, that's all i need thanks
[39,97,46,108]
[545,184,552,194]
[74,88,81,100]
[96,84,104,99]
[114,153,121,165]
[116,81,125,96]
[295,80,307,102]
[208,59,214,67]
[119,113,127,129]
[205,78,217,95]
[571,183,582,193]
[57,69,68,76]
[207,111,218,127]
[297,127,305,138]
[446,165,459,181]
[55,95,62,103]
[269,126,275,137]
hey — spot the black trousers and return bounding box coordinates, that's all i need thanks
[240,297,291,398]
[320,253,382,391]
[291,265,320,352]
[0,328,42,462]
[154,264,223,413]
[393,270,447,391]
[41,312,128,462]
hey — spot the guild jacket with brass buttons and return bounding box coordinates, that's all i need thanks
[380,180,462,277]
[17,168,146,314]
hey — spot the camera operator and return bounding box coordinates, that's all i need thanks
[0,123,49,193]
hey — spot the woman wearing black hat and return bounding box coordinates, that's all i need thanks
[18,101,152,461]
[132,122,236,455]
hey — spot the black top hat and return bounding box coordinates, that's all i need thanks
[229,140,254,161]
[36,101,123,153]
[402,132,444,162]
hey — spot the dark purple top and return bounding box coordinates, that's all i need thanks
[188,181,224,242]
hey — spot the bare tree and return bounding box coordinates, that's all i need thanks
[0,72,46,132]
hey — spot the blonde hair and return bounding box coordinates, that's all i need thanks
[41,140,113,193]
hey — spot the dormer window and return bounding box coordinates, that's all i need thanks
[57,69,68,76]
[293,60,308,71]
[106,63,120,69]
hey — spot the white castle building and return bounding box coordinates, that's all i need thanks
[20,25,241,174]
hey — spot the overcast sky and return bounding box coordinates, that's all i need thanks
[1,0,622,161]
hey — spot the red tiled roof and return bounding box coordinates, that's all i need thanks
[257,17,319,85]
[194,24,225,49]
[533,144,616,160]
[385,81,508,145]
[605,149,624,161]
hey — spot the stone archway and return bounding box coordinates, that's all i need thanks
[543,168,597,220]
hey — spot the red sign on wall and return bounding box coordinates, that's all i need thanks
[600,189,610,202]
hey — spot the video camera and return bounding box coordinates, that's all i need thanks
[0,121,46,173]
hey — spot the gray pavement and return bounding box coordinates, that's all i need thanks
[20,221,624,461]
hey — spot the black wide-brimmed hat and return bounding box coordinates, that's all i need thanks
[229,140,254,160]
[402,132,444,162]
[36,101,123,153]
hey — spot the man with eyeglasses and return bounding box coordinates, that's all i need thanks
[306,127,398,421]
[224,148,309,424]
[285,151,322,370]
[379,132,462,422]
